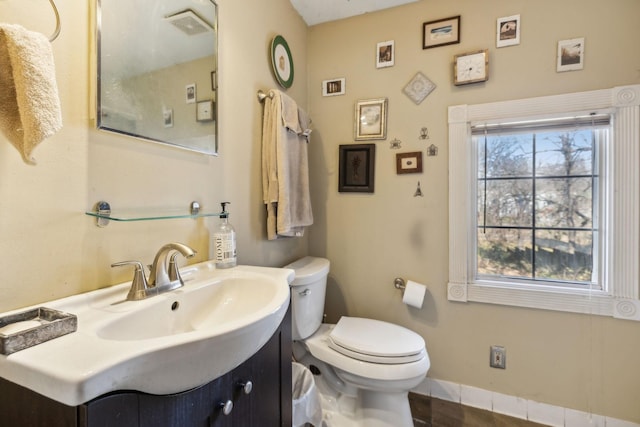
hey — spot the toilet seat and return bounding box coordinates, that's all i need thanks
[304,323,429,382]
[328,317,426,364]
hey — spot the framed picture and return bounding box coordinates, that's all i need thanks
[422,15,460,49]
[196,100,214,122]
[376,40,394,68]
[396,151,423,174]
[185,83,196,104]
[163,107,173,128]
[322,78,346,96]
[355,98,388,140]
[557,37,585,72]
[339,144,376,193]
[210,71,216,90]
[496,14,520,48]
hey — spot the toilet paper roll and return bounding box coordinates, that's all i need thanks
[402,280,426,309]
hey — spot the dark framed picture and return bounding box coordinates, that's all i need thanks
[396,151,423,174]
[211,71,216,90]
[423,15,460,49]
[339,144,376,193]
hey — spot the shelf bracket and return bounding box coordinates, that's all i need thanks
[94,201,111,228]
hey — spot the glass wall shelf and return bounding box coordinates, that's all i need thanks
[85,201,221,227]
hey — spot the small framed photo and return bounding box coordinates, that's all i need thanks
[376,40,394,68]
[196,100,214,122]
[496,14,520,48]
[557,37,585,72]
[396,151,423,174]
[355,98,387,140]
[186,83,196,104]
[322,78,346,96]
[163,107,173,128]
[423,15,460,49]
[339,144,376,193]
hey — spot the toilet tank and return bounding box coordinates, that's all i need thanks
[285,257,330,340]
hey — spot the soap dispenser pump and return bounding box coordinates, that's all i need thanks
[212,202,237,268]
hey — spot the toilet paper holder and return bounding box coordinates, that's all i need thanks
[394,277,406,290]
[394,277,426,309]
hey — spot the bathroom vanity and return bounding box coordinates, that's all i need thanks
[0,307,292,427]
[0,261,294,426]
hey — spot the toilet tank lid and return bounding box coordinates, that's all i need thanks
[284,256,330,286]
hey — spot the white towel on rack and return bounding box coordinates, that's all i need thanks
[261,90,313,240]
[0,24,62,165]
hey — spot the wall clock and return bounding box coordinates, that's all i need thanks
[271,35,294,88]
[196,100,214,122]
[454,49,489,85]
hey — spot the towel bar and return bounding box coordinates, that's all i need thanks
[257,89,274,102]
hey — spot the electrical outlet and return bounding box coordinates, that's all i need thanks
[490,345,506,369]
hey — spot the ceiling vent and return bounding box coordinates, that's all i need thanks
[165,9,214,36]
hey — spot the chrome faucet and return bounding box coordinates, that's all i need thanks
[148,242,197,292]
[111,242,196,301]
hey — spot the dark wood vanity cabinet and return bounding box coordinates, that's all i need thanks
[0,308,292,427]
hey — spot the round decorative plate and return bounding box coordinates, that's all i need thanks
[271,35,294,88]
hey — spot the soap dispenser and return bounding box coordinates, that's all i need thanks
[212,202,237,268]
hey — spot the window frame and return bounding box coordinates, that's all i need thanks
[448,85,640,320]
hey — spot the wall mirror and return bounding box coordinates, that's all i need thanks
[96,0,218,155]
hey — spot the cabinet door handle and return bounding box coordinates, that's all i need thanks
[217,399,233,415]
[238,380,253,394]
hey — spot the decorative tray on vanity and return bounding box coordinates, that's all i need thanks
[0,307,77,355]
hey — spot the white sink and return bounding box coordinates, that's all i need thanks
[0,262,293,406]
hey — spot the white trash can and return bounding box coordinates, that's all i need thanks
[292,362,322,427]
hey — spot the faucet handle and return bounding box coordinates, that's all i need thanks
[168,252,185,285]
[111,261,150,301]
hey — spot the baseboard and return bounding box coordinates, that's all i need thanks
[410,378,639,427]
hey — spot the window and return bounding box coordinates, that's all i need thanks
[448,85,640,320]
[474,117,607,288]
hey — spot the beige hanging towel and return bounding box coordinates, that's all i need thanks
[261,90,313,240]
[0,24,62,165]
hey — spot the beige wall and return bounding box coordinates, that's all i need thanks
[0,0,308,309]
[306,0,640,423]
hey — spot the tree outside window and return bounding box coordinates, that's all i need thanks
[475,128,598,286]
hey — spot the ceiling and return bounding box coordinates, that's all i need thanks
[100,0,216,78]
[289,0,420,26]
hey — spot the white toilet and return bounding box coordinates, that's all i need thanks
[286,256,430,427]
